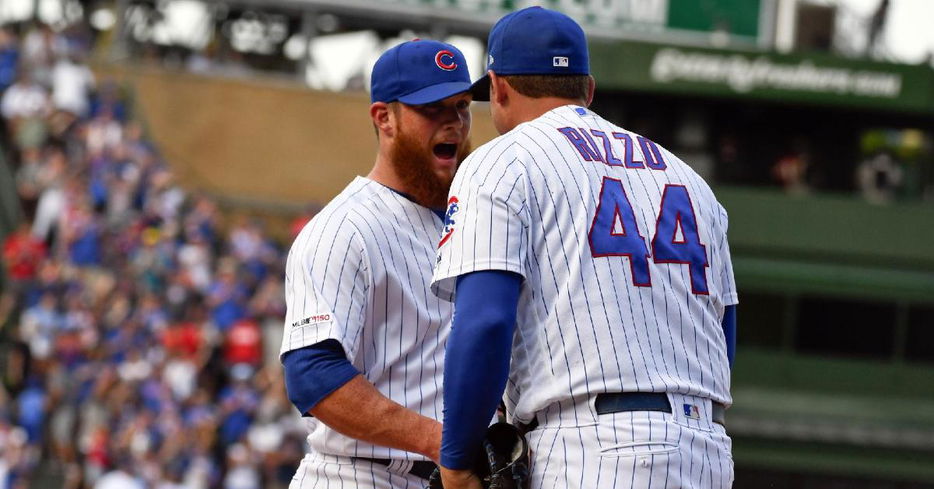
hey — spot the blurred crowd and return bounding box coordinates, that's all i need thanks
[0,23,307,489]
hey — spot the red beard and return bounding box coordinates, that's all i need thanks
[387,127,470,209]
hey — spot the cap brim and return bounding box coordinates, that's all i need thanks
[469,75,491,102]
[397,81,473,105]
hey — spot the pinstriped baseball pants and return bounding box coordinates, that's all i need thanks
[525,404,733,488]
[289,451,431,489]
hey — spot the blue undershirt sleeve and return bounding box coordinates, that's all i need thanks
[440,270,522,470]
[722,304,737,368]
[282,339,360,416]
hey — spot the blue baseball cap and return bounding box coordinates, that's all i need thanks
[370,39,472,105]
[471,7,590,101]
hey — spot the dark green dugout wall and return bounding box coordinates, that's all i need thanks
[715,187,934,482]
[718,187,934,303]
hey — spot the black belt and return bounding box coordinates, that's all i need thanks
[359,458,437,480]
[521,393,726,433]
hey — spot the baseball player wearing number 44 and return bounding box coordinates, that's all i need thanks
[280,39,473,489]
[432,7,738,489]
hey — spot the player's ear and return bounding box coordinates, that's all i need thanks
[489,71,508,106]
[585,75,596,107]
[371,102,394,139]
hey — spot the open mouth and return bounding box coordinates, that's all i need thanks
[433,143,458,160]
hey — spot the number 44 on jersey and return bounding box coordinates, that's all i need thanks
[590,179,710,296]
[558,125,711,296]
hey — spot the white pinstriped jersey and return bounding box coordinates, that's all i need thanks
[282,176,451,460]
[432,105,738,427]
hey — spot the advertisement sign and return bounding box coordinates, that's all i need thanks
[590,41,934,113]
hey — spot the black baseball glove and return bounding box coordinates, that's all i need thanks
[427,422,530,489]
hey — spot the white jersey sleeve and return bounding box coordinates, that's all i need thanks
[282,211,369,359]
[714,204,739,307]
[432,139,531,301]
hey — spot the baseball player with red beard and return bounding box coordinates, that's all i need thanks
[280,39,472,489]
[433,7,737,489]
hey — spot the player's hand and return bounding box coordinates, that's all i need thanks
[439,467,484,489]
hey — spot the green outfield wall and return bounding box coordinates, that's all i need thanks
[718,187,934,303]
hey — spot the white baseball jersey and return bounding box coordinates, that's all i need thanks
[432,105,738,428]
[282,176,451,461]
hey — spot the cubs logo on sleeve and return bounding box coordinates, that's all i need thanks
[439,196,459,247]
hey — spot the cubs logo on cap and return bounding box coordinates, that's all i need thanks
[435,50,458,71]
[371,40,472,105]
[470,6,590,101]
